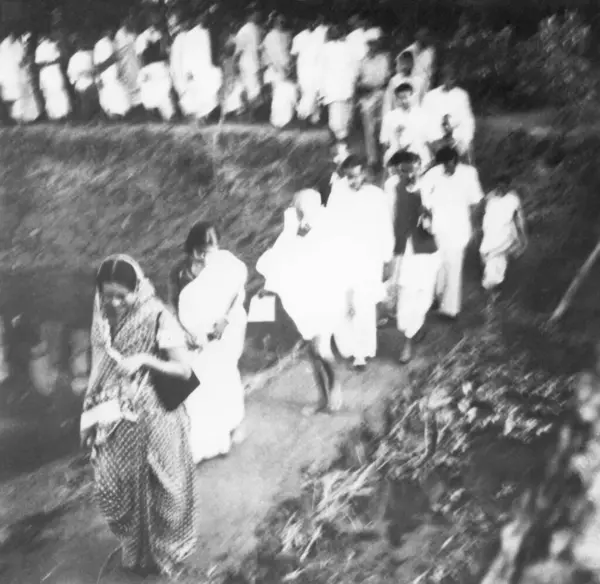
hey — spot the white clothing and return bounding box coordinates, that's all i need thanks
[319,40,358,105]
[0,35,40,122]
[380,106,431,168]
[262,29,291,78]
[179,249,247,464]
[346,28,368,68]
[480,192,523,289]
[396,240,440,339]
[421,164,483,316]
[235,22,262,102]
[270,76,298,128]
[35,38,71,119]
[138,62,175,120]
[115,28,141,106]
[422,86,475,154]
[171,30,222,118]
[383,73,425,118]
[402,43,435,96]
[0,36,23,101]
[94,37,132,117]
[421,163,484,248]
[135,27,163,56]
[67,51,94,92]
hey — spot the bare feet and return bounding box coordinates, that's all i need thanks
[400,339,413,364]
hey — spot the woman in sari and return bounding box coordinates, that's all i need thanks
[172,222,248,464]
[80,255,197,579]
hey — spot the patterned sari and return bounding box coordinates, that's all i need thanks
[82,255,196,576]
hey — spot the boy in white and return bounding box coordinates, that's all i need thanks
[420,146,484,319]
[423,63,475,163]
[480,174,528,295]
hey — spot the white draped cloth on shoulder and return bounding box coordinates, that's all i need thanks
[178,249,247,464]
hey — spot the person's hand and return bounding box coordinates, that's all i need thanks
[80,426,95,449]
[119,354,150,377]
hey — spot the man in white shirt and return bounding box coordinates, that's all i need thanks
[235,8,263,118]
[382,50,424,119]
[346,15,368,66]
[420,146,484,319]
[328,155,394,369]
[320,26,358,155]
[380,81,430,171]
[115,14,142,110]
[401,28,436,100]
[422,63,475,164]
[261,14,291,85]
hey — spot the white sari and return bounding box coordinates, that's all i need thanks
[178,249,248,464]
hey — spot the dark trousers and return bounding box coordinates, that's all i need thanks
[75,86,100,122]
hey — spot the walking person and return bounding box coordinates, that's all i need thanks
[80,255,197,580]
[386,150,440,363]
[401,28,436,101]
[115,14,143,116]
[420,146,484,320]
[235,7,263,120]
[171,222,248,464]
[67,34,100,122]
[356,28,391,172]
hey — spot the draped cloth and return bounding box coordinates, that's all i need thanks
[178,250,248,464]
[83,254,196,576]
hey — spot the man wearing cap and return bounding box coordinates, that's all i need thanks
[384,150,440,363]
[420,146,484,319]
[356,27,391,172]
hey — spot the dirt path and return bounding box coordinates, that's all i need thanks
[0,350,402,584]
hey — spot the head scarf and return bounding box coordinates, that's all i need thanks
[84,254,162,416]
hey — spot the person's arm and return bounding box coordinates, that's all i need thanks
[455,90,475,151]
[380,111,391,146]
[144,347,191,380]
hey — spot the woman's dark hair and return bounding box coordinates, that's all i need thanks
[184,221,219,254]
[397,50,414,65]
[96,259,138,292]
[435,145,459,165]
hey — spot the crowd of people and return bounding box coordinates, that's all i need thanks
[55,5,536,581]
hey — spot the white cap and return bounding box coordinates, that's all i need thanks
[364,27,383,42]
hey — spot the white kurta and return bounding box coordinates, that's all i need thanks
[480,192,523,289]
[35,39,71,119]
[346,28,368,73]
[327,183,394,360]
[93,37,131,117]
[235,22,262,103]
[179,249,248,464]
[0,35,40,122]
[380,105,431,169]
[421,163,484,316]
[67,50,94,92]
[270,75,298,128]
[319,40,357,106]
[402,43,435,97]
[422,86,475,155]
[171,27,221,118]
[115,28,141,106]
[262,28,291,81]
[138,62,174,119]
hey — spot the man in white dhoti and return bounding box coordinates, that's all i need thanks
[257,189,350,415]
[401,29,436,101]
[422,63,475,163]
[380,81,431,173]
[94,28,132,120]
[386,150,440,363]
[328,155,394,369]
[480,174,528,298]
[356,28,391,172]
[320,26,358,155]
[176,222,248,464]
[136,11,176,121]
[172,11,222,122]
[235,8,263,118]
[115,15,142,111]
[35,31,71,120]
[0,30,40,123]
[291,16,327,125]
[420,146,484,319]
